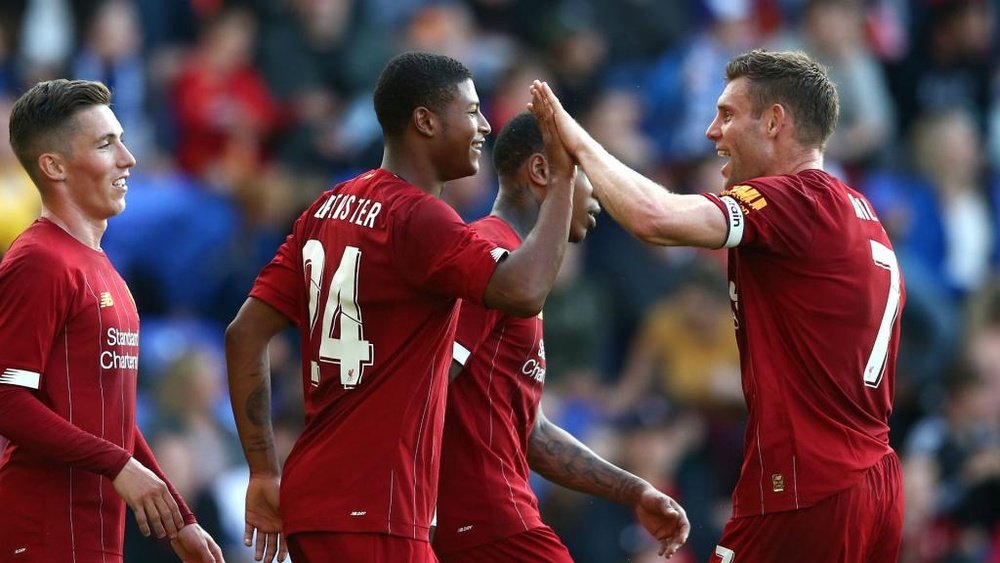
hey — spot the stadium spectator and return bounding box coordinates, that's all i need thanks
[532,49,906,560]
[224,52,576,562]
[434,112,689,562]
[0,79,222,562]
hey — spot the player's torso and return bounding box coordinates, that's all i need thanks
[0,223,137,559]
[279,171,465,538]
[436,219,546,552]
[726,172,903,515]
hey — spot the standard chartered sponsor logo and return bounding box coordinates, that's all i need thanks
[106,327,139,346]
[102,327,139,370]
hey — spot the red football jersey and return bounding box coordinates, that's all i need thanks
[704,169,904,517]
[0,219,140,560]
[250,169,504,541]
[434,216,548,554]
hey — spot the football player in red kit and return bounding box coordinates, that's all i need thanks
[0,80,223,562]
[225,53,577,563]
[532,49,905,562]
[434,112,690,562]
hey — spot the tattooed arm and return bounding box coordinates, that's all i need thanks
[225,297,292,563]
[527,408,690,558]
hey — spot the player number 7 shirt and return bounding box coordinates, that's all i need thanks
[703,169,905,517]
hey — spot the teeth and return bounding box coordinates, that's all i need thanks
[717,150,730,157]
[113,179,126,187]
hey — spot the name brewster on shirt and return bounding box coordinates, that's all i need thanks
[313,192,383,228]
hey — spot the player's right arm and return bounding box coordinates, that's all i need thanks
[225,297,291,563]
[530,80,727,248]
[481,86,578,317]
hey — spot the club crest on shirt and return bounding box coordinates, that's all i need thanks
[99,291,114,308]
[721,185,768,213]
[771,473,785,493]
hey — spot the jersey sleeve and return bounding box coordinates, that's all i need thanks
[0,385,131,477]
[249,230,304,325]
[0,249,71,388]
[393,197,503,305]
[703,177,818,255]
[452,300,501,367]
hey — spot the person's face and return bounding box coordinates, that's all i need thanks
[705,77,770,188]
[569,172,601,243]
[435,78,491,181]
[56,105,135,221]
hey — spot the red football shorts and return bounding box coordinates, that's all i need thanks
[437,526,573,563]
[287,532,437,563]
[711,452,903,563]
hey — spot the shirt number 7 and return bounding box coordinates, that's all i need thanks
[864,240,900,388]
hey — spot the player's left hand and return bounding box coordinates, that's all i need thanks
[170,523,225,563]
[633,486,690,558]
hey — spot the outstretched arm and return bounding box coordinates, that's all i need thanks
[528,408,690,558]
[529,80,727,248]
[225,297,291,563]
[482,85,577,317]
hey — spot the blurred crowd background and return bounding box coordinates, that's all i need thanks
[1,0,999,561]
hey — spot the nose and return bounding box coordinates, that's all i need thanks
[479,111,491,136]
[119,142,137,169]
[706,117,721,142]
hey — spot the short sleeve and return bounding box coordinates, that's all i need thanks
[250,230,303,325]
[452,300,501,367]
[704,177,817,255]
[393,197,502,305]
[0,252,70,389]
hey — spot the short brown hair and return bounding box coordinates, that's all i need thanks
[8,79,112,181]
[725,50,839,149]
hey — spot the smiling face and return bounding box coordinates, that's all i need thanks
[569,172,601,243]
[54,105,136,221]
[705,77,772,188]
[434,78,491,181]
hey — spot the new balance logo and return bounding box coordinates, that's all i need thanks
[99,292,114,308]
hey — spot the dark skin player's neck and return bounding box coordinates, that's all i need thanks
[381,141,446,198]
[490,180,540,241]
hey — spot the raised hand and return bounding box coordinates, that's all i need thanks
[244,474,287,562]
[112,457,185,539]
[528,80,592,159]
[633,486,690,558]
[170,523,226,562]
[529,80,577,186]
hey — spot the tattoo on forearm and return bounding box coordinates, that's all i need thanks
[246,381,270,427]
[245,434,274,453]
[529,423,644,504]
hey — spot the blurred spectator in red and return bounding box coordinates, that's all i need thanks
[173,6,280,188]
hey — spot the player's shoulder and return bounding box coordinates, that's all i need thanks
[0,222,78,283]
[469,215,520,246]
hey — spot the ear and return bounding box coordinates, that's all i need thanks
[37,152,67,182]
[766,104,786,138]
[413,106,437,138]
[526,153,548,186]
